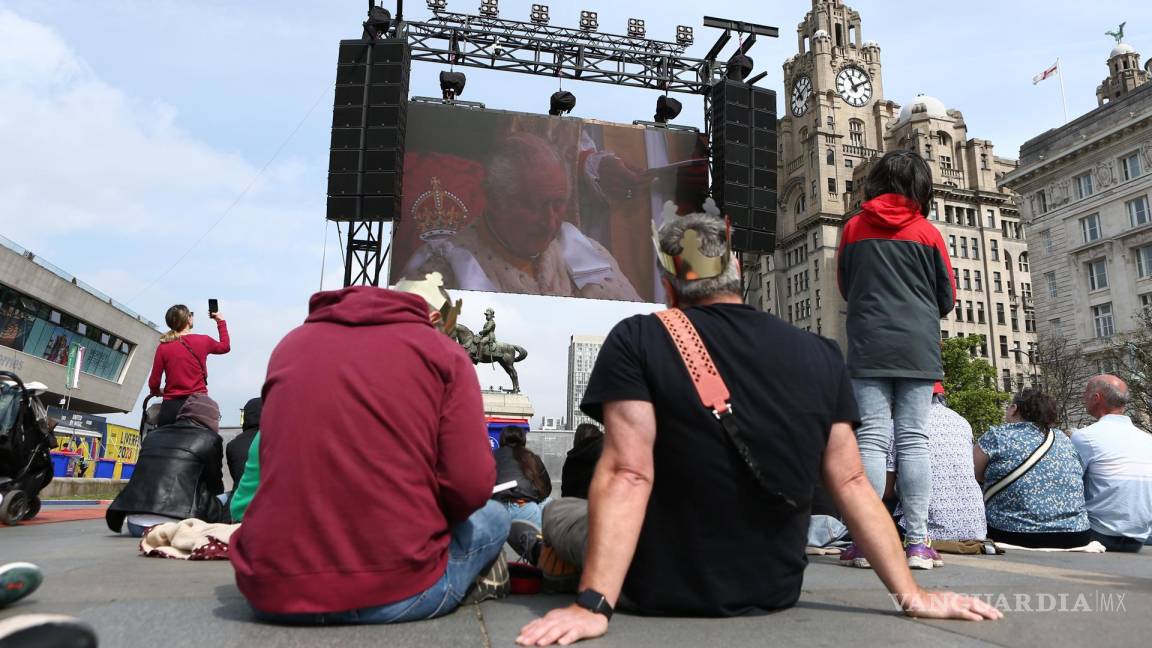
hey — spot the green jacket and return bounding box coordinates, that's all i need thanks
[230,431,260,522]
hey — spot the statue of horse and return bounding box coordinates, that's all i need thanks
[452,323,529,393]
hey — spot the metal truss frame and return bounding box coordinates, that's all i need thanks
[343,220,389,287]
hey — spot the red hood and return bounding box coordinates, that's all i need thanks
[859,193,925,230]
[305,286,431,327]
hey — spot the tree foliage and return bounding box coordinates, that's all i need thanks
[941,336,1009,439]
[1105,308,1152,427]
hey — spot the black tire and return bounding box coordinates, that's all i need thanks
[24,496,41,521]
[0,490,30,525]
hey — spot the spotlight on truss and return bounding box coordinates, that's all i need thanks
[440,71,467,100]
[530,4,549,25]
[479,0,498,18]
[549,91,576,116]
[726,52,754,82]
[579,10,598,31]
[362,5,392,40]
[628,18,646,39]
[654,95,683,123]
[676,25,694,46]
[426,0,448,12]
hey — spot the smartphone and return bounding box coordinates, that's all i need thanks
[208,299,219,315]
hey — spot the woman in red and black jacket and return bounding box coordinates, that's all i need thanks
[147,304,230,426]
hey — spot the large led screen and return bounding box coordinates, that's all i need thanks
[390,102,709,303]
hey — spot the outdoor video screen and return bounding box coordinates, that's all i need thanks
[390,102,709,303]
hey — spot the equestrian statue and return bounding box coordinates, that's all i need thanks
[452,309,529,393]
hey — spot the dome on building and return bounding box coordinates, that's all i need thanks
[813,29,831,40]
[862,40,879,49]
[1111,42,1137,58]
[895,94,949,124]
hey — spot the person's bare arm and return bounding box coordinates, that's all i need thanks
[824,422,1001,621]
[517,400,656,646]
[973,445,990,484]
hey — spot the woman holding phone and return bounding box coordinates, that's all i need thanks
[147,302,230,426]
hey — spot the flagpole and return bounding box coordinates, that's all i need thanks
[1057,57,1070,123]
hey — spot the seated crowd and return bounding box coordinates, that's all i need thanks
[105,151,1152,646]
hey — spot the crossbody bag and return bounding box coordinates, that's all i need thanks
[982,427,1055,503]
[655,309,800,512]
[176,337,208,389]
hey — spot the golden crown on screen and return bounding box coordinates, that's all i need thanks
[653,200,732,281]
[412,177,468,240]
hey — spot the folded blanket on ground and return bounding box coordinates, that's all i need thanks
[805,546,843,556]
[139,519,240,560]
[993,540,1107,553]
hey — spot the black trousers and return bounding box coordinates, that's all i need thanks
[987,526,1091,549]
[1090,530,1145,553]
[157,397,188,427]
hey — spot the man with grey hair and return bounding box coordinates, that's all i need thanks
[514,209,999,646]
[402,132,640,301]
[1071,375,1152,552]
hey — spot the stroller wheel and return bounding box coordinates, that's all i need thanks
[0,490,31,525]
[24,496,41,521]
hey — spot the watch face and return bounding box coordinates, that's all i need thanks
[836,66,873,107]
[790,75,813,117]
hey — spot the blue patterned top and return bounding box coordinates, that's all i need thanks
[978,422,1089,534]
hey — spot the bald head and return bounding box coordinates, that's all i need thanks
[1083,374,1130,419]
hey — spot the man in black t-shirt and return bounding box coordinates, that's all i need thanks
[516,207,1001,646]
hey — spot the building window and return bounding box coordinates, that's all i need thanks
[826,149,835,166]
[971,238,980,260]
[996,303,1006,325]
[974,270,983,291]
[1080,214,1101,243]
[1019,252,1029,272]
[1120,153,1142,181]
[977,302,986,323]
[999,335,1009,358]
[941,155,953,170]
[963,270,972,290]
[990,239,999,261]
[815,289,822,308]
[845,158,854,169]
[846,180,854,193]
[1041,230,1053,254]
[1036,191,1048,214]
[1045,271,1057,298]
[827,178,837,194]
[986,209,996,228]
[960,238,969,258]
[849,119,865,147]
[1011,306,1019,331]
[1025,310,1036,333]
[811,180,817,198]
[826,116,835,127]
[1074,172,1094,199]
[1141,293,1152,313]
[945,205,955,223]
[930,202,939,220]
[966,301,975,322]
[1002,369,1012,392]
[967,209,977,227]
[1128,196,1150,227]
[993,272,1003,292]
[1092,303,1115,338]
[1137,245,1152,279]
[981,153,990,170]
[1087,258,1109,291]
[941,330,950,339]
[953,268,961,290]
[948,235,957,257]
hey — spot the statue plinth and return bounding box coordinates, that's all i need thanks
[482,390,535,419]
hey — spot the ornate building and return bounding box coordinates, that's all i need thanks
[1001,39,1152,371]
[748,0,1035,388]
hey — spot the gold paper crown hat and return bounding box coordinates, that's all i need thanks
[393,272,462,335]
[652,199,733,281]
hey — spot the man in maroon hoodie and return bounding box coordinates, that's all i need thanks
[231,280,509,624]
[836,150,956,571]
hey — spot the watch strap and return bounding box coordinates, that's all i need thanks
[575,589,614,621]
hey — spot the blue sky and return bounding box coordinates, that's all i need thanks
[0,0,1147,425]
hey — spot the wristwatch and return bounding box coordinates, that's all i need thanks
[575,589,614,621]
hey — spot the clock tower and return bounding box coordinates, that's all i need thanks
[751,0,899,347]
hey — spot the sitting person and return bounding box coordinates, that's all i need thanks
[106,394,228,537]
[230,431,260,523]
[231,275,510,624]
[225,397,261,486]
[1072,375,1152,552]
[494,426,552,528]
[974,389,1089,548]
[885,383,987,544]
[560,423,603,499]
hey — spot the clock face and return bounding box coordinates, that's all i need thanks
[836,66,873,107]
[790,75,813,117]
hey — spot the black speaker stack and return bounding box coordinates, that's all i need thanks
[326,38,411,222]
[709,80,778,254]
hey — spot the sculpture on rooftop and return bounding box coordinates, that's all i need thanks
[1106,22,1126,45]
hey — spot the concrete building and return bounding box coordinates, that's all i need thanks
[749,0,1035,387]
[0,235,159,414]
[566,335,604,431]
[1000,40,1152,367]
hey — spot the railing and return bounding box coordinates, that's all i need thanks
[786,156,805,175]
[0,234,160,330]
[940,166,964,180]
[842,144,882,159]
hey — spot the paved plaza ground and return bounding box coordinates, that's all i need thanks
[1,516,1149,648]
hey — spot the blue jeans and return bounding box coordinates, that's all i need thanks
[853,378,934,544]
[255,500,510,625]
[503,497,552,528]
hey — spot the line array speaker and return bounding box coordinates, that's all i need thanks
[326,38,410,222]
[709,80,778,253]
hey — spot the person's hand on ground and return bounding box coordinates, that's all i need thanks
[516,604,609,646]
[899,589,1003,621]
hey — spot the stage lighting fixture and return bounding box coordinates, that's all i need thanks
[549,91,576,116]
[726,52,754,82]
[362,5,392,40]
[676,25,694,46]
[440,71,467,100]
[479,0,498,18]
[628,18,646,39]
[530,4,550,24]
[654,95,683,123]
[579,10,599,31]
[426,0,448,11]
